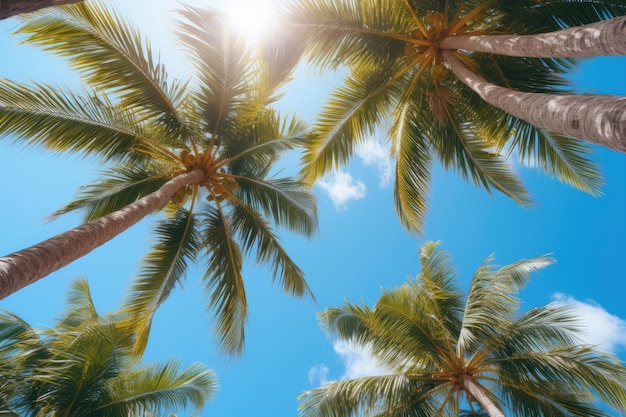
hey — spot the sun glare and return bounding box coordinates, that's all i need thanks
[226,0,276,41]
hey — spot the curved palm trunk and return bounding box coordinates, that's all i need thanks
[459,374,504,417]
[441,15,626,58]
[0,0,83,20]
[0,169,204,300]
[442,50,626,151]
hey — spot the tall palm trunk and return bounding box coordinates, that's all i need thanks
[459,374,504,417]
[0,169,204,299]
[0,0,83,20]
[442,50,626,151]
[441,15,626,58]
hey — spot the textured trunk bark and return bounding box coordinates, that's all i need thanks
[459,374,504,417]
[441,15,626,58]
[0,0,83,20]
[0,169,204,299]
[442,50,626,151]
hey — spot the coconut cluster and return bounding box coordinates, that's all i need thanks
[171,149,239,204]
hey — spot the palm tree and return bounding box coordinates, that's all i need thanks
[0,1,317,354]
[285,0,626,231]
[0,278,218,417]
[299,242,626,417]
[0,0,83,20]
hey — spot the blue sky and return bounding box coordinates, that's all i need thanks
[1,1,626,416]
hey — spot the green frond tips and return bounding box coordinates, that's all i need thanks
[302,242,626,417]
[0,279,217,417]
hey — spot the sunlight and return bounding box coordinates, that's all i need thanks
[225,0,276,41]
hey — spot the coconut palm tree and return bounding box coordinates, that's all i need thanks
[299,242,626,417]
[0,1,317,355]
[0,278,217,417]
[285,0,626,231]
[0,0,83,20]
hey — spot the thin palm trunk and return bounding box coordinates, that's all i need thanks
[440,15,626,58]
[442,50,626,151]
[0,169,204,299]
[459,374,504,417]
[0,0,83,20]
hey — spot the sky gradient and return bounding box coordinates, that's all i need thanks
[1,1,626,416]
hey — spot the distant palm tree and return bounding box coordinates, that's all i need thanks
[0,0,83,20]
[0,279,217,417]
[285,0,626,231]
[299,242,626,417]
[0,1,316,354]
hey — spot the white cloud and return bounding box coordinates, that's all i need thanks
[551,293,626,354]
[333,340,388,379]
[308,364,330,386]
[356,140,393,187]
[317,170,366,211]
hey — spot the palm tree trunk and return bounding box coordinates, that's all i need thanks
[0,169,204,300]
[459,374,504,417]
[0,0,83,20]
[442,50,626,151]
[440,15,626,58]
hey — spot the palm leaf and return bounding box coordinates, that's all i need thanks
[0,80,158,161]
[50,163,172,222]
[229,203,313,298]
[222,111,310,179]
[177,6,253,137]
[299,374,442,417]
[301,64,398,183]
[512,127,604,196]
[200,205,247,355]
[285,0,412,69]
[459,254,553,352]
[236,176,318,235]
[121,209,199,355]
[433,104,532,207]
[99,361,217,417]
[391,99,433,232]
[17,1,188,131]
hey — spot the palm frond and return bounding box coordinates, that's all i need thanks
[177,6,253,136]
[99,361,217,417]
[200,205,246,355]
[459,254,553,352]
[121,209,199,355]
[222,111,310,179]
[498,0,626,32]
[285,0,413,69]
[56,278,99,329]
[0,80,160,161]
[229,203,313,298]
[494,345,626,416]
[299,374,442,417]
[50,163,172,222]
[391,99,433,233]
[1,280,217,417]
[433,105,532,207]
[236,176,318,235]
[511,127,604,196]
[17,1,188,131]
[300,64,398,183]
[371,288,454,370]
[493,305,583,358]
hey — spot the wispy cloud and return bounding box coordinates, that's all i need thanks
[317,170,366,211]
[308,364,330,386]
[333,340,387,379]
[356,140,393,187]
[551,293,626,354]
